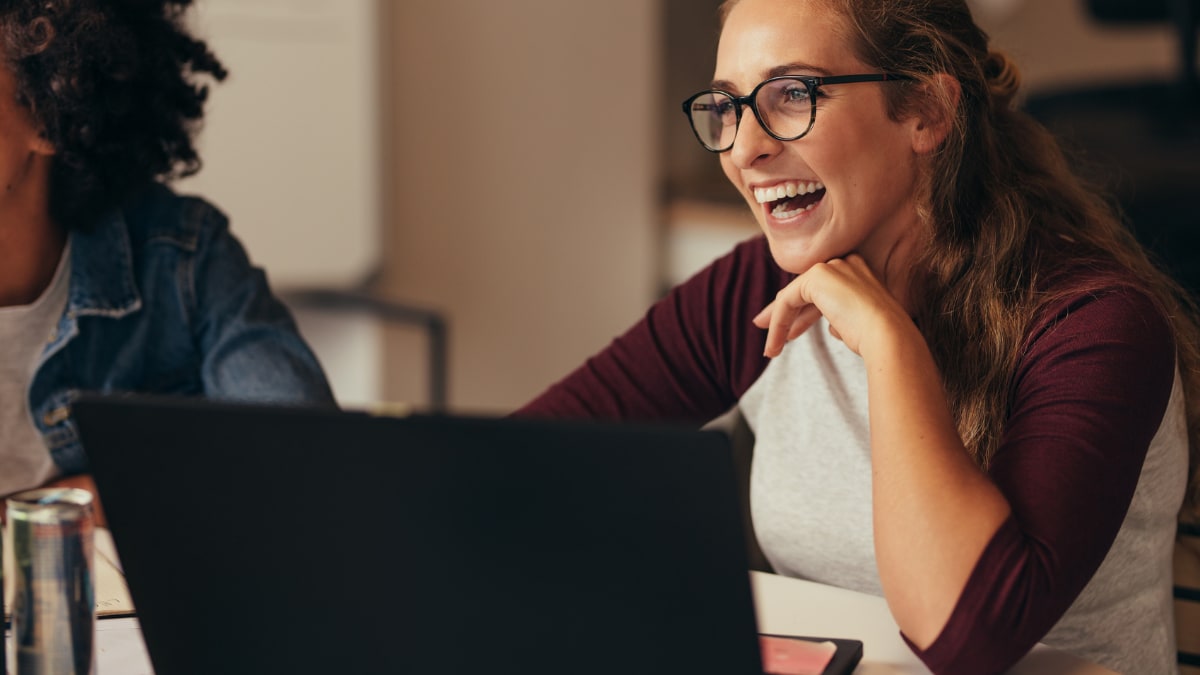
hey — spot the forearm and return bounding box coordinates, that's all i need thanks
[863,320,1010,648]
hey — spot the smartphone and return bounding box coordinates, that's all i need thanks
[759,634,864,675]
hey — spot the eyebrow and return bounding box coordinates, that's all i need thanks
[710,62,835,93]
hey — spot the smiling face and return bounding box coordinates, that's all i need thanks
[715,0,925,277]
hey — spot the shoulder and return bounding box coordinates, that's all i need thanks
[715,234,779,279]
[1014,267,1177,412]
[676,234,789,305]
[664,235,782,397]
[117,182,232,254]
[665,234,789,344]
[1024,268,1175,358]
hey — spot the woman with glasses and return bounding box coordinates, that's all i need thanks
[520,0,1199,672]
[0,1,334,509]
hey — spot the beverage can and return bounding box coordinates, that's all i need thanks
[8,488,95,675]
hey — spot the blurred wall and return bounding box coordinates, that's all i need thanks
[661,0,739,206]
[378,1,662,414]
[975,0,1177,94]
[179,0,384,407]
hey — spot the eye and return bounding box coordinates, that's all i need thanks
[764,79,812,108]
[690,95,736,118]
[783,85,809,102]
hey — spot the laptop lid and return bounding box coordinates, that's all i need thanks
[74,393,765,675]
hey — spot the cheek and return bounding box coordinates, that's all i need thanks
[719,155,739,188]
[719,156,757,209]
[812,126,909,194]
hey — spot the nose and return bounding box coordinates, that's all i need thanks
[726,109,782,169]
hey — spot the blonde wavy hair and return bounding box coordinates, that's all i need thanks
[719,0,1200,519]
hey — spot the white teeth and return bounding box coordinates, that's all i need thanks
[754,181,825,204]
[771,201,819,219]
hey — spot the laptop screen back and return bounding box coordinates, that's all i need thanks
[75,394,764,675]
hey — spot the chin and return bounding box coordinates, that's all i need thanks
[763,236,823,276]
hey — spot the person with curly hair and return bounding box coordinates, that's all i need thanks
[0,0,334,502]
[518,0,1200,672]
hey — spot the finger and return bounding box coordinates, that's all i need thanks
[764,295,810,357]
[785,304,823,341]
[763,304,793,357]
[828,323,842,342]
[753,301,774,328]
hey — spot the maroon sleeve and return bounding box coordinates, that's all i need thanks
[909,286,1177,674]
[515,235,787,424]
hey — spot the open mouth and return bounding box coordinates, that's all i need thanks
[754,181,826,219]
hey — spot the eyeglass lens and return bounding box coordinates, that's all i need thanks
[688,78,815,151]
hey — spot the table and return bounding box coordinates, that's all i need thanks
[97,618,152,674]
[88,572,1116,674]
[750,571,1118,674]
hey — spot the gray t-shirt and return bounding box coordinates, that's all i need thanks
[0,244,70,495]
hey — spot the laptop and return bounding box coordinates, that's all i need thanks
[73,393,861,675]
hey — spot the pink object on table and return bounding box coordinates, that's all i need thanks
[760,635,838,675]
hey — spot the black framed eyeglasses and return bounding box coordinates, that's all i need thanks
[681,74,909,153]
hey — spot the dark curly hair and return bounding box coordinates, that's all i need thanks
[0,0,226,230]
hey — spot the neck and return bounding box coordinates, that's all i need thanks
[0,155,64,307]
[861,208,924,316]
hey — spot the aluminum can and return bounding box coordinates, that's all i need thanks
[8,488,95,675]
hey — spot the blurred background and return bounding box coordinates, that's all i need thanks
[175,0,1194,414]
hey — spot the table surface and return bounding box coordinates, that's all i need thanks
[80,570,1116,674]
[749,571,1118,675]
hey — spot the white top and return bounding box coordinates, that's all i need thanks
[0,244,70,495]
[739,317,1186,673]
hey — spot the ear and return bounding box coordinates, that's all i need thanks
[907,73,960,155]
[31,132,56,157]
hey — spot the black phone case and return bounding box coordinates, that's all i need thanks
[759,634,864,675]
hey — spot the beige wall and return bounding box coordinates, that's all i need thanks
[379,1,662,413]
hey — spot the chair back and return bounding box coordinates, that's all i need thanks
[1179,520,1200,673]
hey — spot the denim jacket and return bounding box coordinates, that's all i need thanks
[30,183,336,474]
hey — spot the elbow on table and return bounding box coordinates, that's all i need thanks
[903,621,1044,675]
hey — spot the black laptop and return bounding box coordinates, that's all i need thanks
[74,393,861,675]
